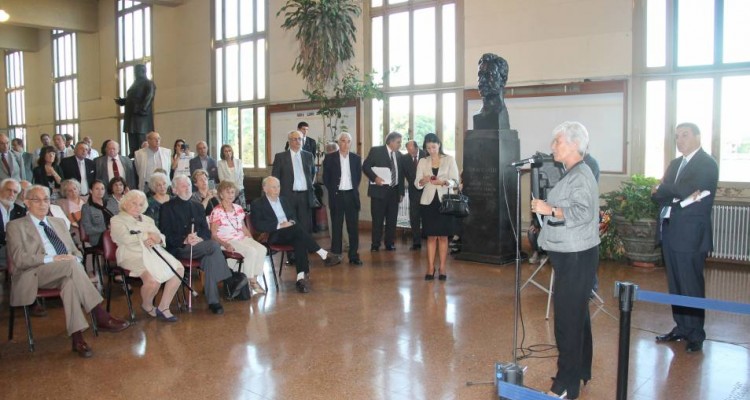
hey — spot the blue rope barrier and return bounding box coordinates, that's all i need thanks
[637,290,750,315]
[498,381,560,400]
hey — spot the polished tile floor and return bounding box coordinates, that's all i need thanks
[1,234,748,400]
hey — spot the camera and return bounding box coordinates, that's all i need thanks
[181,143,188,151]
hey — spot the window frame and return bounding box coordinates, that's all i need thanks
[4,51,27,145]
[51,30,80,141]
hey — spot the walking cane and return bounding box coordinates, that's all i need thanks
[188,223,195,310]
[130,230,199,297]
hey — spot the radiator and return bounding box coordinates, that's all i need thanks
[710,203,750,263]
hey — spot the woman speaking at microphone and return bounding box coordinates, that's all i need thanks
[531,121,599,399]
[110,190,185,322]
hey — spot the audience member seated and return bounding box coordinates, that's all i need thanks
[191,168,218,214]
[7,185,131,358]
[145,172,171,229]
[250,176,340,294]
[57,179,86,230]
[110,190,184,322]
[217,144,246,209]
[107,176,129,206]
[0,179,26,272]
[209,181,266,295]
[160,174,245,315]
[32,145,63,200]
[81,180,119,247]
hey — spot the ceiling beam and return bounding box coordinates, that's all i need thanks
[0,0,98,33]
[0,25,39,52]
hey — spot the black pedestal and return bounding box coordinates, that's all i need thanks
[456,129,519,265]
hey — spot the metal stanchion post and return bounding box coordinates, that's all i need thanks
[616,281,636,400]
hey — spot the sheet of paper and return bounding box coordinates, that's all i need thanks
[369,167,392,185]
[680,190,710,208]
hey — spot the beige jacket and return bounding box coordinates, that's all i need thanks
[414,154,460,205]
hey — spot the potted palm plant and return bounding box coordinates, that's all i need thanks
[600,174,662,266]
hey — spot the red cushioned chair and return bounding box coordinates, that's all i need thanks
[7,254,98,352]
[101,230,136,322]
[245,213,291,291]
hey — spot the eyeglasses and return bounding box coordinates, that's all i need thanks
[288,137,303,142]
[28,198,51,203]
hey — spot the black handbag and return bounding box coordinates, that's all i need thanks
[439,189,470,218]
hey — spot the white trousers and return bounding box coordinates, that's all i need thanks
[228,237,266,278]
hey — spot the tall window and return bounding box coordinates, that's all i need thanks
[369,0,459,155]
[116,0,152,154]
[642,0,750,182]
[211,0,267,167]
[52,30,79,139]
[4,51,26,144]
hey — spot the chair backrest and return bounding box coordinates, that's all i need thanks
[78,222,91,244]
[245,213,268,243]
[101,230,118,263]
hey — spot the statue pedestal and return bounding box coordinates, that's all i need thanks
[455,129,519,265]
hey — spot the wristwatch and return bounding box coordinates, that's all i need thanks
[551,207,557,218]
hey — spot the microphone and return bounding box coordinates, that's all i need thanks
[510,155,539,167]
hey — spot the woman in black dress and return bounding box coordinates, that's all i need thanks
[414,133,459,281]
[32,145,64,200]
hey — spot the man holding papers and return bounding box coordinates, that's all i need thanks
[363,132,404,252]
[651,122,718,353]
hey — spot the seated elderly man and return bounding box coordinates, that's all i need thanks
[251,176,340,294]
[159,174,246,314]
[7,185,131,358]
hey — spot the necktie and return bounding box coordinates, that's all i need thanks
[59,151,65,162]
[39,220,67,256]
[674,157,688,182]
[660,157,690,220]
[2,153,10,174]
[413,156,418,169]
[389,151,397,187]
[112,158,120,178]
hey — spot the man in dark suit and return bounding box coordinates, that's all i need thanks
[251,177,340,293]
[273,130,317,235]
[323,132,362,265]
[116,63,156,157]
[652,122,718,353]
[402,140,427,250]
[0,134,26,182]
[363,131,404,251]
[60,141,96,196]
[7,185,130,357]
[285,121,318,163]
[11,138,34,182]
[95,140,137,190]
[189,141,219,183]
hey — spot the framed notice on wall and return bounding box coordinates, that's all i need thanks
[267,101,359,164]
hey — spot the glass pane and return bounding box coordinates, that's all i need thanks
[240,0,254,35]
[676,0,714,67]
[371,16,383,83]
[226,0,238,39]
[134,9,144,60]
[226,107,240,154]
[676,78,713,155]
[72,78,79,118]
[257,0,265,32]
[723,0,750,63]
[145,7,151,57]
[719,75,750,182]
[124,12,134,61]
[216,48,224,103]
[257,38,266,99]
[388,12,410,87]
[371,0,383,7]
[412,94,435,146]
[442,92,456,156]
[372,99,384,147]
[226,44,239,102]
[71,33,77,74]
[646,0,666,68]
[389,95,410,140]
[388,0,407,4]
[258,107,267,167]
[118,16,124,62]
[644,81,666,179]
[413,7,435,85]
[442,4,456,83]
[240,107,254,166]
[240,41,255,101]
[215,0,223,40]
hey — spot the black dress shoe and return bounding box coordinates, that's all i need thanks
[385,245,396,251]
[208,303,224,315]
[655,331,686,342]
[349,258,363,266]
[410,244,421,250]
[72,340,93,358]
[370,245,380,252]
[296,279,310,293]
[31,303,48,318]
[686,341,703,353]
[438,274,447,281]
[324,254,342,267]
[425,273,435,281]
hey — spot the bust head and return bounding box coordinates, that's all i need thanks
[477,53,508,98]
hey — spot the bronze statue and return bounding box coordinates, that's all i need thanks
[474,53,510,130]
[115,64,156,157]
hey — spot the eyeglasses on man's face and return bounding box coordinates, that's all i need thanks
[28,198,51,203]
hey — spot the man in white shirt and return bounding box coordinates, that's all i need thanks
[82,136,100,160]
[32,133,52,165]
[60,142,96,197]
[134,131,171,193]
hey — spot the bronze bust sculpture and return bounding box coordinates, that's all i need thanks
[115,64,156,157]
[474,53,510,130]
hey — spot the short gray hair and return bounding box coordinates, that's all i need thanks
[553,121,590,155]
[120,190,148,213]
[172,174,192,188]
[24,185,50,200]
[0,178,19,191]
[60,179,82,198]
[385,131,402,145]
[337,132,352,142]
[149,172,170,187]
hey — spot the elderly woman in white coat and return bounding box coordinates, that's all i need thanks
[110,190,184,322]
[217,144,246,209]
[414,133,459,281]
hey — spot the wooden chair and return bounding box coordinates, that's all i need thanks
[245,213,292,291]
[101,230,136,322]
[223,248,269,294]
[79,224,105,292]
[7,255,98,352]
